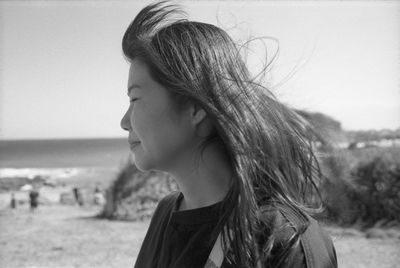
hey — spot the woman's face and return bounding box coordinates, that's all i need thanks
[120,59,197,172]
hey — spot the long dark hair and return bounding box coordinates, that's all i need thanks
[122,1,322,267]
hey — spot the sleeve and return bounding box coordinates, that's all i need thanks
[133,191,180,268]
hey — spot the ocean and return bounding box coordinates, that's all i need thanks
[0,138,133,206]
[0,138,131,169]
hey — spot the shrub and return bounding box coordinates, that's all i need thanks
[317,150,362,225]
[352,154,400,224]
[317,147,400,227]
[99,158,178,221]
[100,148,400,225]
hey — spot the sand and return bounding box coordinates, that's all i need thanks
[0,204,147,268]
[1,201,399,268]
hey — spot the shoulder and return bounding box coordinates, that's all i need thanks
[144,191,181,232]
[258,205,306,267]
[275,204,338,268]
[152,190,180,216]
[158,190,180,207]
[257,204,337,268]
[134,191,181,266]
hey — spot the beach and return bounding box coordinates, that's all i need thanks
[1,199,399,268]
[0,204,147,268]
[1,138,399,267]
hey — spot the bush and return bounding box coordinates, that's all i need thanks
[101,148,400,225]
[318,147,400,227]
[317,150,362,224]
[352,154,400,224]
[99,158,178,221]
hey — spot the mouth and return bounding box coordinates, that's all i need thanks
[129,141,141,149]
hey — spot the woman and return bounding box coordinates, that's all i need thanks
[120,2,337,267]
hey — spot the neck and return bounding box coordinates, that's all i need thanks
[169,142,233,211]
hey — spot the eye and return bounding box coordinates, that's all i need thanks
[130,98,138,103]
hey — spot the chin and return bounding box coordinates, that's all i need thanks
[132,156,154,172]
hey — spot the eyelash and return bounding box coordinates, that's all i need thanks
[130,98,138,103]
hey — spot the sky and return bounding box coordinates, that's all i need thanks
[0,0,399,140]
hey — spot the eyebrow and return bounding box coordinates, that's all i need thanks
[127,84,141,95]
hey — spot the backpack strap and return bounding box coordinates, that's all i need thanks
[277,204,338,268]
[204,231,263,268]
[204,232,224,268]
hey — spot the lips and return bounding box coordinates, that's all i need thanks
[129,141,141,148]
[128,138,140,144]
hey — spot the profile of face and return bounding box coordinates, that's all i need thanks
[120,59,206,172]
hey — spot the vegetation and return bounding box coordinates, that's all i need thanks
[346,128,400,143]
[297,110,400,226]
[295,109,346,146]
[99,158,178,221]
[354,153,400,223]
[100,111,400,228]
[317,147,400,227]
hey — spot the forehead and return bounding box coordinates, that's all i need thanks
[127,59,151,91]
[127,58,172,99]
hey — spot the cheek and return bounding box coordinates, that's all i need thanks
[159,120,194,158]
[129,106,146,140]
[130,100,195,169]
[148,111,194,160]
[129,104,163,147]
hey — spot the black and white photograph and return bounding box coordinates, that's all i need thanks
[0,0,399,267]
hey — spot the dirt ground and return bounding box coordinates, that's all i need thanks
[0,204,145,268]
[1,202,399,268]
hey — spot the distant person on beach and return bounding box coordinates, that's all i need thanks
[10,192,16,209]
[72,187,84,206]
[120,2,337,267]
[29,186,39,212]
[93,185,105,205]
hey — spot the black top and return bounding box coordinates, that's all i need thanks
[133,191,337,268]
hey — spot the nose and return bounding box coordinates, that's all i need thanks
[120,109,131,131]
